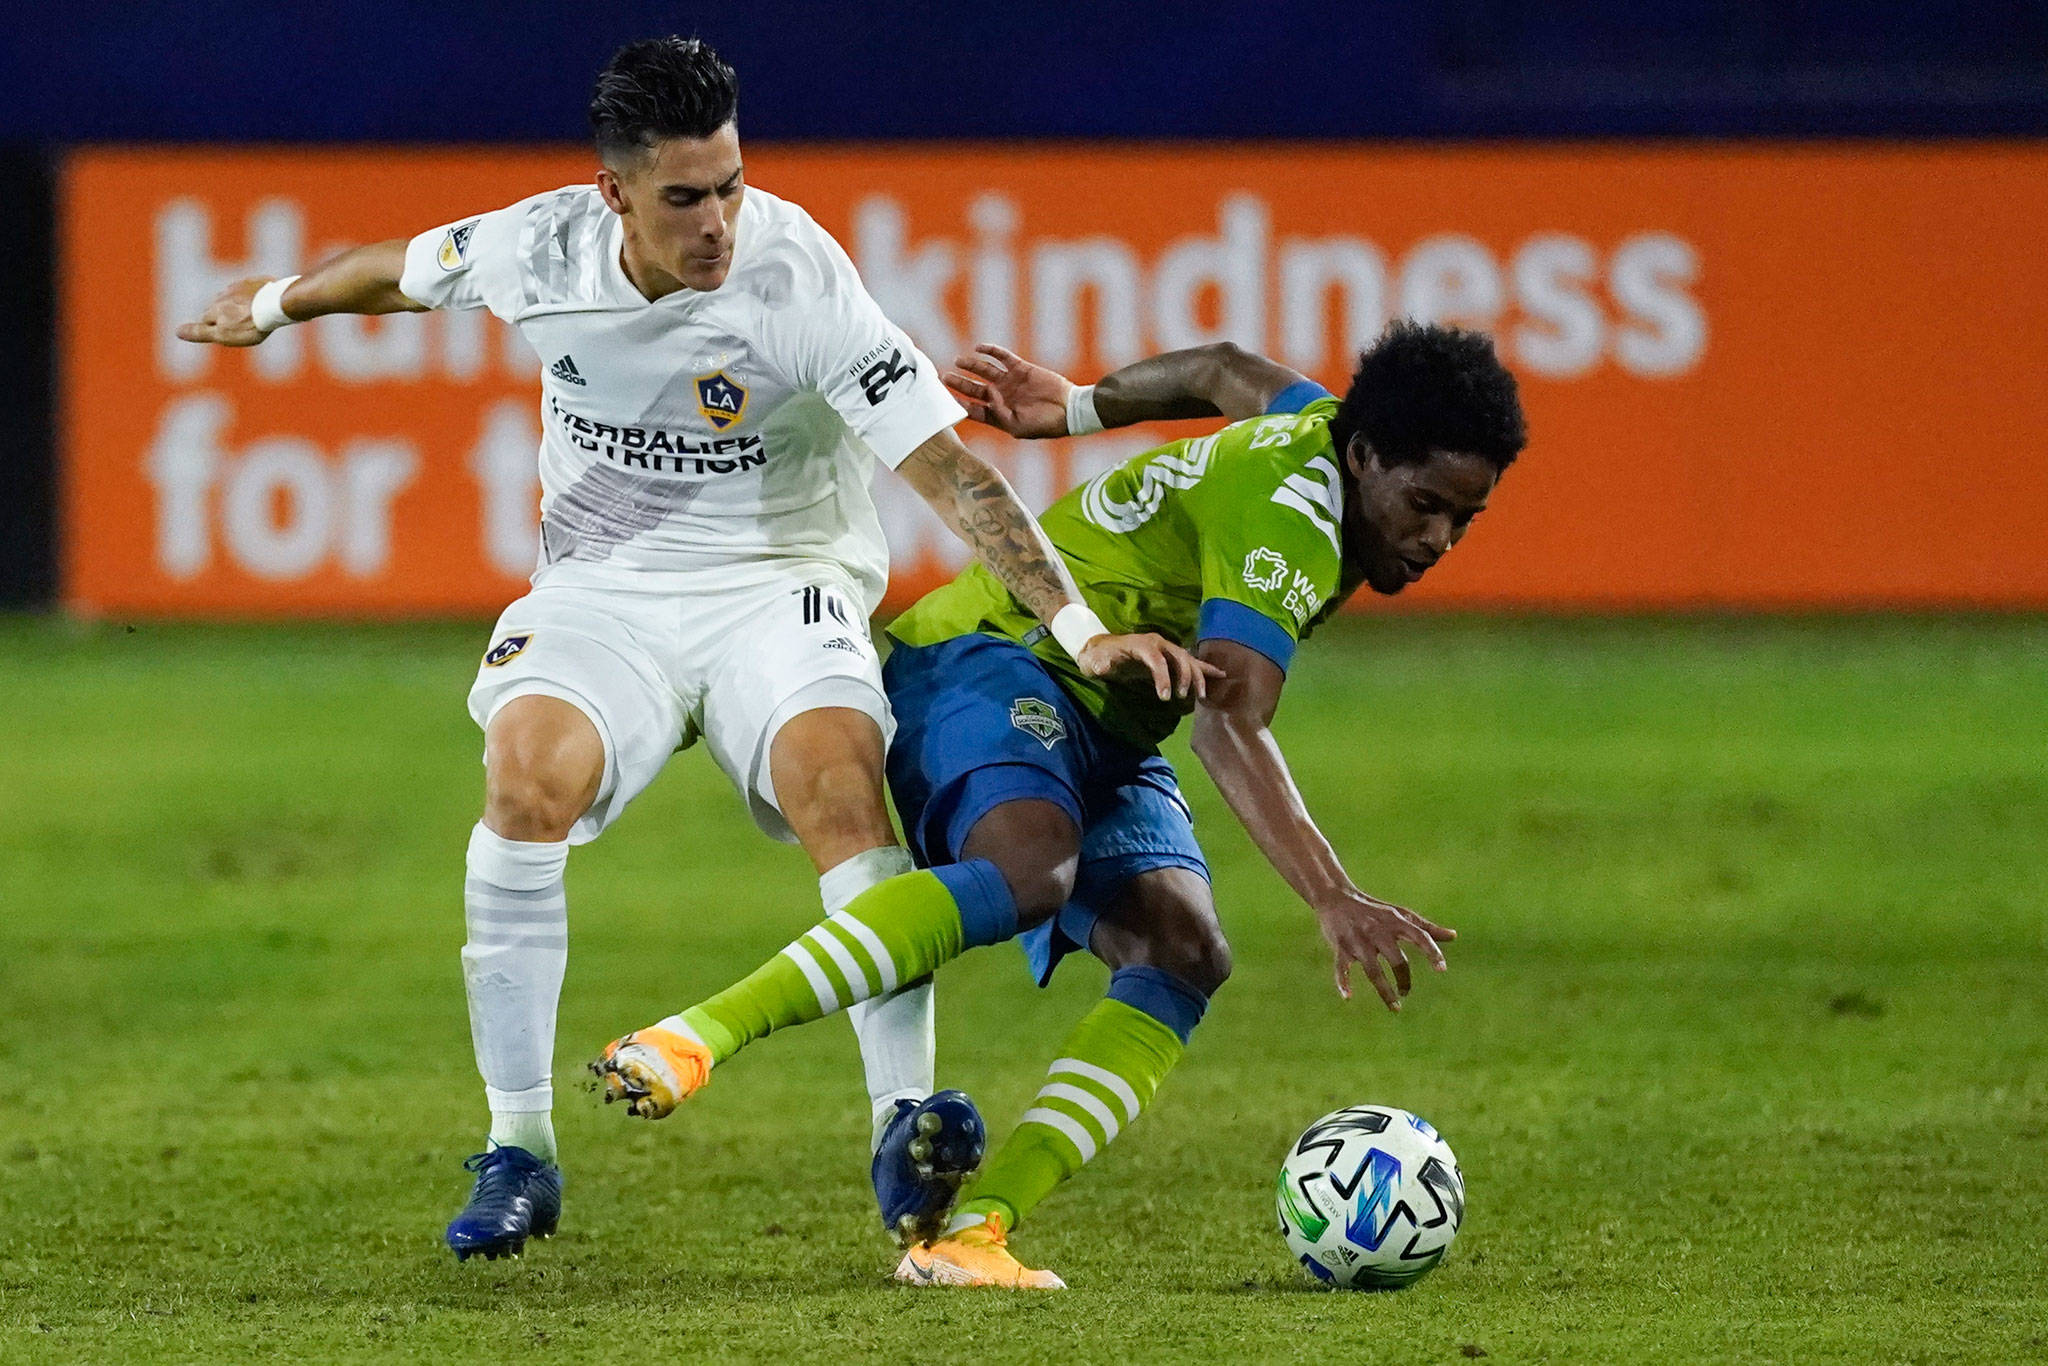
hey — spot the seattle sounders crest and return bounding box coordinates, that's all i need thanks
[1010,697,1067,749]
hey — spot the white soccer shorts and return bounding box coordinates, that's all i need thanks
[466,564,891,844]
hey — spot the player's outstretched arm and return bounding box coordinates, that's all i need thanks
[896,428,1221,701]
[944,342,1314,437]
[176,239,426,347]
[1188,638,1455,1011]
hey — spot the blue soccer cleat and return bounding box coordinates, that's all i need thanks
[444,1146,562,1261]
[873,1089,986,1247]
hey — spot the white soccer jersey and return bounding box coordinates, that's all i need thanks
[398,185,964,608]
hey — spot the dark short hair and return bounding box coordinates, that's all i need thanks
[1332,321,1527,473]
[589,37,739,160]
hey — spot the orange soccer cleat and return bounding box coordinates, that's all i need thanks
[589,1026,712,1119]
[893,1214,1066,1290]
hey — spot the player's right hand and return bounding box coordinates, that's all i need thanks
[1075,632,1225,702]
[1315,890,1455,1011]
[944,344,1073,438]
[175,277,273,347]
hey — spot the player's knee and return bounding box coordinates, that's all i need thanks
[1114,888,1232,997]
[1139,916,1231,997]
[485,762,593,842]
[1180,921,1233,998]
[959,800,1082,924]
[985,851,1076,924]
[777,753,891,847]
[484,704,603,842]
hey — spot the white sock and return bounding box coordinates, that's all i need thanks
[830,846,936,1150]
[858,981,936,1150]
[489,1107,556,1159]
[462,822,569,1164]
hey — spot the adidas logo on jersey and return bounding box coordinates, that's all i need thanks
[550,355,587,385]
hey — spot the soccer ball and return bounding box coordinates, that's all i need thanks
[1276,1104,1465,1290]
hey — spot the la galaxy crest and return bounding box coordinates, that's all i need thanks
[695,371,748,430]
[483,633,532,668]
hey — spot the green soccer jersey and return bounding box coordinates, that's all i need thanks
[889,397,1355,749]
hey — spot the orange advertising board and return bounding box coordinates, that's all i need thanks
[62,142,2048,616]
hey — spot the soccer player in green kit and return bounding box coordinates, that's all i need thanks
[593,321,1527,1287]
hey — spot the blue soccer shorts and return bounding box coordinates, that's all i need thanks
[882,632,1209,985]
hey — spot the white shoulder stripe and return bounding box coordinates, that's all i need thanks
[1080,434,1221,533]
[1271,455,1344,554]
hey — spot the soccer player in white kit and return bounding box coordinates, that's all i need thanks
[177,37,1213,1261]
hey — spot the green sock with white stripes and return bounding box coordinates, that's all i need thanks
[951,967,1209,1235]
[654,861,1017,1065]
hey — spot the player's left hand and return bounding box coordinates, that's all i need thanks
[175,277,272,347]
[1075,632,1225,702]
[944,344,1073,438]
[1314,890,1456,1010]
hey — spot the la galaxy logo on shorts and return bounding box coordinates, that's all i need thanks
[1010,697,1066,750]
[437,220,478,272]
[482,633,532,668]
[695,371,748,430]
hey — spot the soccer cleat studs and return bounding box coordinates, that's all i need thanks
[908,1109,944,1174]
[872,1091,987,1247]
[588,1027,712,1120]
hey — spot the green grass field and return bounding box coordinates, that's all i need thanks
[1,614,2044,1364]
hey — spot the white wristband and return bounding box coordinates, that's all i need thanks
[1064,383,1104,437]
[1050,602,1110,659]
[250,275,301,334]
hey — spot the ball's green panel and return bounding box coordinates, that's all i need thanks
[1275,1165,1330,1243]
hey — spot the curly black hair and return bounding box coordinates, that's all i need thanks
[589,37,738,160]
[1330,321,1527,473]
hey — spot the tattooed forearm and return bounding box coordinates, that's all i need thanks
[956,469,1075,623]
[898,429,1081,625]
